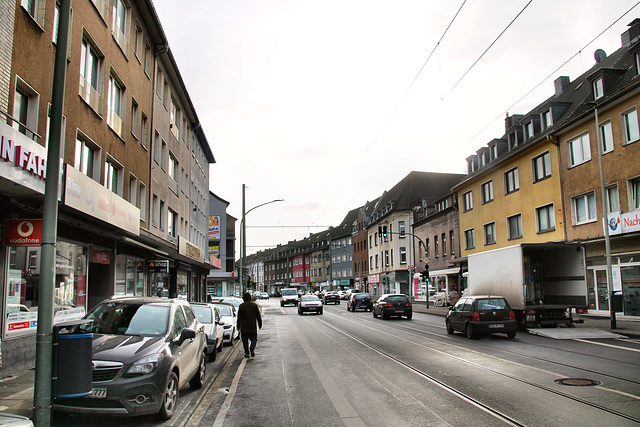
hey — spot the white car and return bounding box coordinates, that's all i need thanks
[298,295,323,315]
[212,302,239,345]
[191,303,225,361]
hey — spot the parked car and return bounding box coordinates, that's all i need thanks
[54,296,207,420]
[347,293,373,312]
[323,292,340,305]
[445,296,517,339]
[372,294,412,319]
[212,302,239,344]
[298,295,323,315]
[190,303,224,361]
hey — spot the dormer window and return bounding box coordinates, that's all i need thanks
[542,109,553,129]
[635,51,640,75]
[525,121,534,139]
[593,77,604,100]
[508,132,517,150]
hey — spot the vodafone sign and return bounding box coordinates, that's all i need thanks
[4,219,43,245]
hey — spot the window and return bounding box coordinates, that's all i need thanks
[168,208,177,238]
[450,230,455,256]
[434,236,439,258]
[622,108,640,145]
[80,37,102,113]
[508,214,522,240]
[464,229,475,250]
[170,97,180,140]
[104,157,123,196]
[13,82,39,140]
[159,200,165,231]
[542,109,553,129]
[130,98,138,136]
[139,183,146,220]
[153,131,160,163]
[21,0,45,27]
[536,204,556,233]
[112,0,129,52]
[161,140,167,171]
[593,77,604,99]
[631,178,640,210]
[463,191,473,211]
[398,221,406,237]
[140,113,148,148]
[152,194,158,227]
[606,185,619,213]
[599,120,614,154]
[53,2,59,43]
[532,151,551,182]
[168,154,178,181]
[128,174,137,205]
[385,251,389,267]
[144,41,152,76]
[75,132,100,180]
[573,192,597,225]
[567,133,591,167]
[525,121,534,139]
[504,167,519,194]
[441,233,447,256]
[134,24,143,61]
[484,222,496,245]
[481,180,494,204]
[399,247,407,264]
[107,73,124,136]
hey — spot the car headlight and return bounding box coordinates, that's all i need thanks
[126,354,163,375]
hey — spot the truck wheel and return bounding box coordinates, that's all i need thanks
[465,323,476,339]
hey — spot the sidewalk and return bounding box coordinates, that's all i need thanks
[1,305,638,423]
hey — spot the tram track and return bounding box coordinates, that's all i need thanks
[316,307,640,425]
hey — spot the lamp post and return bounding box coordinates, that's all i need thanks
[239,184,283,294]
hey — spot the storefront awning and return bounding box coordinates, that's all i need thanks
[429,267,460,276]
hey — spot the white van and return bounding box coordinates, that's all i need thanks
[280,288,299,306]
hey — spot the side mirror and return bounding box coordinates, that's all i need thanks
[176,328,196,345]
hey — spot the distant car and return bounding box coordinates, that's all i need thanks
[336,290,347,299]
[372,294,412,319]
[212,302,239,344]
[347,293,372,312]
[323,292,340,305]
[281,288,299,306]
[255,292,269,300]
[445,296,517,339]
[191,303,224,361]
[298,295,323,315]
[54,296,207,420]
[344,289,357,300]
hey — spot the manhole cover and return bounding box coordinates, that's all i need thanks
[554,378,601,386]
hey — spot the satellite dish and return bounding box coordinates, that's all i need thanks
[594,49,607,63]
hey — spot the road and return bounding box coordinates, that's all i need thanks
[55,298,640,426]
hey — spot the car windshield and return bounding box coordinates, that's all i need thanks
[301,295,320,302]
[282,290,297,296]
[386,296,408,303]
[87,302,169,336]
[192,305,212,323]
[214,304,233,316]
[476,298,508,310]
[355,294,368,300]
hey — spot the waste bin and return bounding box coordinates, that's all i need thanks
[53,319,93,398]
[611,293,624,313]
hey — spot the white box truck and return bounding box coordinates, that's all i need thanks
[466,243,588,328]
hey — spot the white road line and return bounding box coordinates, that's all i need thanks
[574,338,640,353]
[212,354,247,427]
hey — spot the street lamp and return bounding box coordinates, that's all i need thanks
[239,184,283,294]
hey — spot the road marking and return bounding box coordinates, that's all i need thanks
[574,339,640,353]
[212,352,248,427]
[287,317,366,427]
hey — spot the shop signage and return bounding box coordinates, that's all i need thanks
[179,236,201,261]
[210,256,222,269]
[5,307,85,338]
[4,219,43,245]
[0,122,48,194]
[149,259,169,273]
[64,165,140,235]
[606,211,640,235]
[91,249,111,264]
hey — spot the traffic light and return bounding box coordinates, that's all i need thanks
[378,226,383,237]
[422,264,430,282]
[382,226,388,238]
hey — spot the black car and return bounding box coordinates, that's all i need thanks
[347,293,372,312]
[323,292,340,305]
[372,294,412,319]
[54,296,207,420]
[445,295,517,339]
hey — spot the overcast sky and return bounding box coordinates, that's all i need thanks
[152,0,639,256]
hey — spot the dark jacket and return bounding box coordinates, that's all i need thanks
[237,301,262,334]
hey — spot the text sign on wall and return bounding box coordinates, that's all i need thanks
[4,219,43,245]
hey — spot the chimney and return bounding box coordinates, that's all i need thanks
[554,76,571,96]
[621,19,640,48]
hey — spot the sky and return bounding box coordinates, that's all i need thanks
[152,0,640,256]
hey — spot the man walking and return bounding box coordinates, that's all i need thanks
[237,292,262,357]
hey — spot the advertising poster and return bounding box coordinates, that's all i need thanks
[208,216,220,239]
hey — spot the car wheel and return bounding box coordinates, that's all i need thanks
[507,331,516,339]
[372,309,378,318]
[382,311,389,320]
[446,320,454,334]
[406,312,412,320]
[208,346,217,362]
[319,310,323,315]
[337,301,340,305]
[298,309,302,315]
[465,323,476,339]
[190,351,206,389]
[216,338,223,352]
[158,372,179,420]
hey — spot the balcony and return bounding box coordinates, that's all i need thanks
[107,107,124,138]
[79,76,103,115]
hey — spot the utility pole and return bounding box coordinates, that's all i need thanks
[33,1,70,425]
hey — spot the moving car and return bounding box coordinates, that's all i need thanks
[281,288,299,306]
[323,292,340,305]
[255,291,269,300]
[445,296,517,339]
[347,293,372,312]
[211,302,239,344]
[372,294,412,319]
[298,295,323,315]
[54,296,207,420]
[190,303,224,361]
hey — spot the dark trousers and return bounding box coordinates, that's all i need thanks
[241,332,258,354]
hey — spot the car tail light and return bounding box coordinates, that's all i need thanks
[383,302,393,306]
[405,302,412,306]
[509,310,516,320]
[471,312,480,321]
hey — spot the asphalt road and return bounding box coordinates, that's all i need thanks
[55,298,640,426]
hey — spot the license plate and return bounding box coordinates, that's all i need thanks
[89,388,107,398]
[489,324,504,329]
